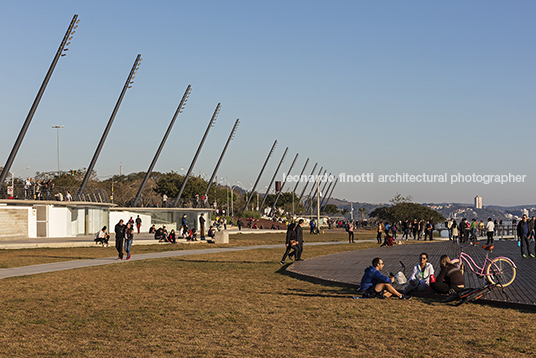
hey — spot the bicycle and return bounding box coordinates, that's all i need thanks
[441,283,504,306]
[451,244,516,287]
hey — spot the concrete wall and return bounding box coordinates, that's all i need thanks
[109,211,152,233]
[0,206,31,240]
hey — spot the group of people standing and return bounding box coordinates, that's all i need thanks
[280,219,305,264]
[376,219,436,246]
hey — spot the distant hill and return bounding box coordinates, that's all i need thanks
[324,198,536,221]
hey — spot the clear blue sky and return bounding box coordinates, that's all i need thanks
[1,1,535,206]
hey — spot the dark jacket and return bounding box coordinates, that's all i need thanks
[114,223,125,239]
[517,220,531,238]
[295,224,303,243]
[285,223,296,245]
[436,264,464,287]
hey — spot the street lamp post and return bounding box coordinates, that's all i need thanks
[221,177,230,215]
[52,125,64,175]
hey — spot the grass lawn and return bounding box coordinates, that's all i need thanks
[1,231,534,357]
[0,230,374,269]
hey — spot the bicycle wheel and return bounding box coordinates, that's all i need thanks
[450,259,465,274]
[457,235,471,248]
[486,258,516,287]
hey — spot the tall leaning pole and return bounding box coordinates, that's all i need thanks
[77,54,142,200]
[298,162,317,203]
[323,178,339,210]
[131,85,192,207]
[243,140,277,212]
[304,166,323,211]
[174,103,221,207]
[259,147,288,212]
[270,152,299,215]
[291,157,309,196]
[205,119,240,196]
[0,15,80,185]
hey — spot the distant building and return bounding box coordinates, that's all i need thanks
[474,195,482,209]
[523,209,529,217]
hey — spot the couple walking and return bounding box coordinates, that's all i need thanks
[114,219,134,260]
[280,219,305,264]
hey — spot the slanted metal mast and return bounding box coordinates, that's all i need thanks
[270,153,298,215]
[303,166,323,211]
[0,15,80,186]
[306,170,328,213]
[319,178,334,209]
[259,147,288,212]
[77,54,142,199]
[291,158,309,196]
[298,162,317,203]
[243,140,277,212]
[323,178,339,210]
[174,103,221,207]
[131,85,192,207]
[205,119,240,196]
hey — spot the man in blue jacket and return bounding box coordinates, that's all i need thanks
[360,257,411,299]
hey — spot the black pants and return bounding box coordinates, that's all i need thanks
[115,237,124,259]
[348,231,354,243]
[520,235,532,256]
[431,282,462,294]
[376,232,382,244]
[486,232,494,245]
[295,243,303,260]
[281,245,296,261]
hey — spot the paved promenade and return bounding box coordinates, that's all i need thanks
[286,239,536,308]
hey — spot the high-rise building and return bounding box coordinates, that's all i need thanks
[475,195,482,209]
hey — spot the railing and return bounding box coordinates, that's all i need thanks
[0,183,110,203]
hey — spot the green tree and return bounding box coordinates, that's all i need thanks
[369,202,444,223]
[322,204,339,216]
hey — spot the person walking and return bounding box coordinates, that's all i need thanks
[280,222,297,264]
[135,215,142,234]
[124,222,134,260]
[295,219,305,261]
[348,221,355,243]
[114,219,125,260]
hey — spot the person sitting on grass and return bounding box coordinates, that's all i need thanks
[188,228,197,241]
[431,255,465,294]
[360,257,411,300]
[94,226,110,247]
[380,231,394,247]
[403,252,435,294]
[168,229,176,244]
[207,226,216,240]
[154,227,165,241]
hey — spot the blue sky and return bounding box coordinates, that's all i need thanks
[0,1,535,206]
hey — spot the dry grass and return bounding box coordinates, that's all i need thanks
[0,241,535,357]
[0,230,374,268]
